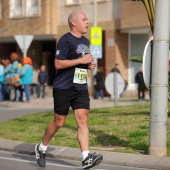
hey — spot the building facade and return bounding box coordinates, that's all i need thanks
[0,0,151,96]
[0,0,58,84]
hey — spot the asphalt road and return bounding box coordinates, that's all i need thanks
[0,150,155,170]
[0,107,52,122]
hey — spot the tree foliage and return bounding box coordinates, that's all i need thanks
[129,0,155,63]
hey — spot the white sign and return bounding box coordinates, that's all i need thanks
[105,72,125,98]
[14,35,34,57]
[143,37,153,89]
[90,45,102,58]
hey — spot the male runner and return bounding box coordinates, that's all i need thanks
[35,11,103,169]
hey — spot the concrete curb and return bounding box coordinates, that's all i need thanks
[0,138,170,169]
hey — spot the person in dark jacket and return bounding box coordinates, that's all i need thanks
[93,67,104,99]
[37,65,48,99]
[111,63,120,74]
[135,67,146,101]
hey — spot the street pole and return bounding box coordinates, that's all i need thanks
[92,0,98,98]
[93,0,97,27]
[113,72,118,107]
[93,0,98,75]
[22,35,27,58]
[149,0,170,156]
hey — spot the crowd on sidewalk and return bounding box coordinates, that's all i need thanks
[0,52,149,104]
[0,52,48,103]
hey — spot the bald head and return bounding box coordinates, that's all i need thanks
[68,11,88,36]
[68,11,85,28]
[140,66,143,72]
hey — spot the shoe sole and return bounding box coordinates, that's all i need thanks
[35,144,46,167]
[35,144,39,160]
[83,155,103,169]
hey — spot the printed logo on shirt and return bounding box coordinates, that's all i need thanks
[76,44,90,57]
[56,50,60,56]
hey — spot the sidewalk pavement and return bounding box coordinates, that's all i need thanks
[0,95,147,109]
[0,96,170,169]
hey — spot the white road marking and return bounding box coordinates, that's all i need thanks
[59,147,67,152]
[0,156,80,169]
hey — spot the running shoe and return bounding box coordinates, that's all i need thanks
[82,153,103,169]
[35,144,46,167]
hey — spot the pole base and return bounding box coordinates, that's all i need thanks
[149,146,167,156]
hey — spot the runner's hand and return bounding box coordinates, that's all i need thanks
[81,54,93,64]
[88,62,96,70]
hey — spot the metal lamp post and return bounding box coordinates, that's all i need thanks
[149,0,170,156]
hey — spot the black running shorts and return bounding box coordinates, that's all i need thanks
[53,89,90,115]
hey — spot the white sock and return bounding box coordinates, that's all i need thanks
[39,142,47,151]
[81,151,90,161]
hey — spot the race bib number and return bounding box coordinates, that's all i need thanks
[73,68,88,84]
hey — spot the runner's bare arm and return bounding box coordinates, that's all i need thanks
[55,54,93,69]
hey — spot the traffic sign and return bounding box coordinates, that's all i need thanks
[143,37,153,89]
[105,72,125,98]
[14,35,34,57]
[90,45,102,58]
[90,27,102,45]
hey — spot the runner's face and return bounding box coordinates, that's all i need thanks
[76,13,89,34]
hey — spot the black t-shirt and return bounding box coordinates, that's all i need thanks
[53,32,90,90]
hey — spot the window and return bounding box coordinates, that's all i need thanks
[130,34,148,84]
[26,0,41,17]
[9,0,41,18]
[9,0,23,18]
[66,0,80,6]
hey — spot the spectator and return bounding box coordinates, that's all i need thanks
[10,52,19,75]
[37,65,48,99]
[0,59,5,101]
[15,62,23,102]
[135,67,146,101]
[111,63,120,74]
[31,68,39,97]
[3,59,12,101]
[93,67,104,99]
[19,57,33,102]
[120,79,128,98]
[10,52,20,101]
